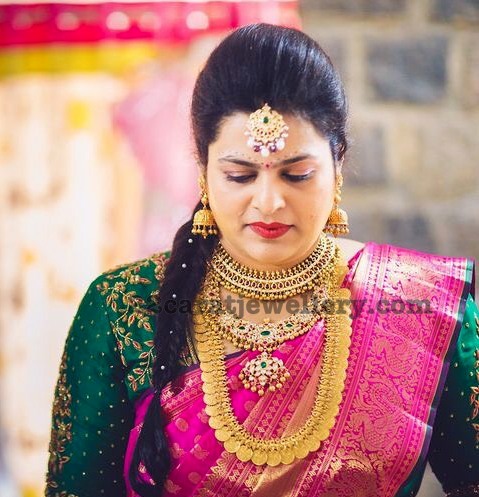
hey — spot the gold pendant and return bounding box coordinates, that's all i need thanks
[239,351,290,396]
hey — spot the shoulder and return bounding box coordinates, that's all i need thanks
[334,238,365,262]
[91,251,171,396]
[363,241,475,271]
[91,249,172,329]
[352,241,475,300]
[100,250,171,286]
[92,250,171,306]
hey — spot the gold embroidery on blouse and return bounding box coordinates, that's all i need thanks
[98,251,194,391]
[98,253,167,391]
[46,352,73,493]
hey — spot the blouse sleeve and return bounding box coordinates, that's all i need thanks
[45,277,133,497]
[428,293,479,497]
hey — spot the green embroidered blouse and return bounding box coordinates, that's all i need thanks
[45,251,479,497]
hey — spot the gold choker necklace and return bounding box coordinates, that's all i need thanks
[195,243,352,467]
[209,236,336,301]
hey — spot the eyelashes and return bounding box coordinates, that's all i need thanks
[226,175,255,183]
[284,173,312,183]
[226,172,313,184]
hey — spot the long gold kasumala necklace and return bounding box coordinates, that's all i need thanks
[195,241,352,467]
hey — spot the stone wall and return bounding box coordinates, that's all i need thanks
[301,0,479,286]
[300,2,478,494]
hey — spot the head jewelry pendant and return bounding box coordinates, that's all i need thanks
[245,104,289,157]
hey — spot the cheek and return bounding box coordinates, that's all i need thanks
[207,179,246,223]
[302,181,335,208]
[206,174,226,207]
[296,182,335,223]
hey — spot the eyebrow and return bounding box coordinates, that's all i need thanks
[218,154,315,168]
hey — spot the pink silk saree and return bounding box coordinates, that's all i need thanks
[125,242,474,497]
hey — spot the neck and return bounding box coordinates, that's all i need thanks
[217,236,326,273]
[219,286,316,322]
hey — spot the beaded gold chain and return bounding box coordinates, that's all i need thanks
[213,277,327,353]
[195,244,352,466]
[209,235,336,300]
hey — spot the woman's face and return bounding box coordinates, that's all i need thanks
[206,112,337,271]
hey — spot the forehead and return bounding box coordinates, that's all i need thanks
[209,112,330,160]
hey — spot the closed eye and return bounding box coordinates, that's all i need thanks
[226,172,314,184]
[283,172,313,182]
[226,174,255,183]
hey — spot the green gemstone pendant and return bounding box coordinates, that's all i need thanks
[239,352,291,396]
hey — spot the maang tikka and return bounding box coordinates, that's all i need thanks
[191,174,218,238]
[245,103,289,157]
[324,172,349,237]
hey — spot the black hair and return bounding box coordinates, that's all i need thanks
[129,22,348,496]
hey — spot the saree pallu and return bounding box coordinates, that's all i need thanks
[124,242,474,497]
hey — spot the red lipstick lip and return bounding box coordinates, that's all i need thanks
[249,223,291,239]
[250,222,290,229]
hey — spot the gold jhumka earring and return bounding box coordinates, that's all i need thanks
[245,103,289,157]
[324,173,349,237]
[191,174,218,238]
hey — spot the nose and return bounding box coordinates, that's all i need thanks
[251,174,286,216]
